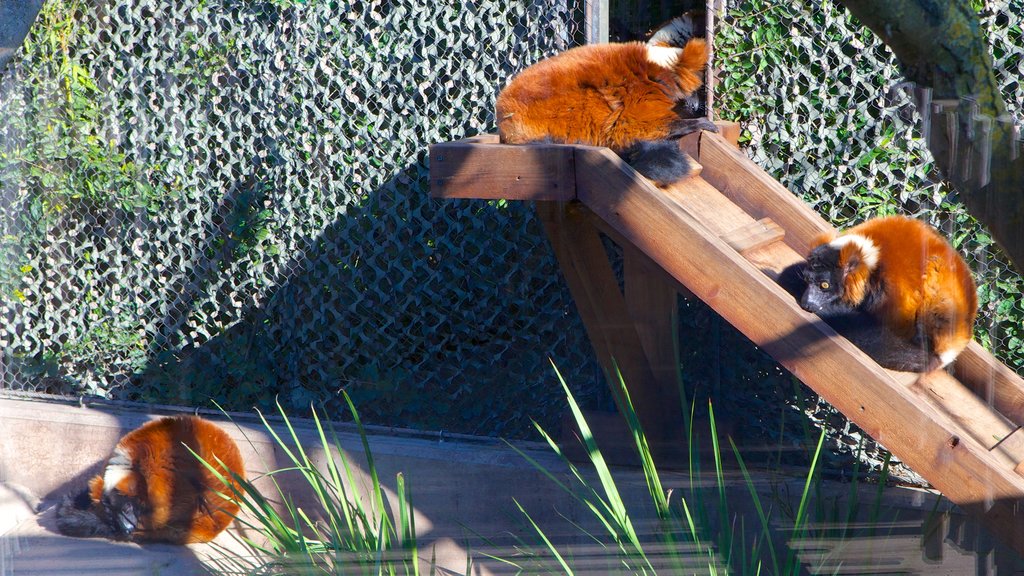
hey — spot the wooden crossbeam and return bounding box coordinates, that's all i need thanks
[429,137,576,201]
[720,218,785,254]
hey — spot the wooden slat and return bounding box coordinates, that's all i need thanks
[952,341,1024,426]
[570,145,1024,555]
[696,132,832,255]
[720,218,785,254]
[660,171,753,235]
[429,139,576,201]
[906,370,1017,451]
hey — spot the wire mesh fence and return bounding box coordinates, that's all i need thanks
[2,0,1024,463]
[0,0,605,438]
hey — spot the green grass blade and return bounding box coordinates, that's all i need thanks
[609,361,669,519]
[729,436,780,576]
[513,498,575,576]
[342,389,394,546]
[788,426,826,574]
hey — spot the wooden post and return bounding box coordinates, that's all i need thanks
[536,201,679,450]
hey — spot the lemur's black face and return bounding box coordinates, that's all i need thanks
[101,491,140,539]
[800,245,852,317]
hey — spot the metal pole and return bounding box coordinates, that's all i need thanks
[584,0,609,44]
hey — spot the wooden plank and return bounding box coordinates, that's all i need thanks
[623,242,683,421]
[907,370,1017,451]
[577,205,696,298]
[457,134,500,144]
[570,146,1024,555]
[952,341,1024,427]
[696,132,833,255]
[660,171,754,236]
[720,218,785,254]
[429,139,576,201]
[535,201,676,442]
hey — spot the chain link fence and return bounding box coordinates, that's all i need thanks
[2,0,1024,463]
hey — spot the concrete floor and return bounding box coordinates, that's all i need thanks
[0,393,1020,575]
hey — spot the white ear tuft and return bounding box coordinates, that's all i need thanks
[102,447,132,494]
[829,233,880,270]
[645,45,682,69]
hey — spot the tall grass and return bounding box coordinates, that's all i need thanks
[500,363,918,575]
[196,367,939,575]
[200,392,430,576]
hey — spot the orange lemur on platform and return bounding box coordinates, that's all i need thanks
[56,415,245,544]
[495,16,716,186]
[782,215,977,372]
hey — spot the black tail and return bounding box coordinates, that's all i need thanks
[619,140,697,186]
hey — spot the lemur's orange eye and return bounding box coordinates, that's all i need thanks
[820,281,830,290]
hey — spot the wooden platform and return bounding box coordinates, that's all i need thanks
[429,124,1024,556]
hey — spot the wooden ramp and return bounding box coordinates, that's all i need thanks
[429,125,1024,555]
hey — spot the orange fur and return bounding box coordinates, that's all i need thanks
[838,242,872,307]
[87,416,245,544]
[495,39,708,152]
[830,216,977,367]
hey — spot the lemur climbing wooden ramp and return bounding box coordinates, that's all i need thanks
[429,125,1024,555]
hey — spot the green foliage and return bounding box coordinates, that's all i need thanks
[0,0,598,441]
[0,0,172,218]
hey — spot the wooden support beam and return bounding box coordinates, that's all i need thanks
[578,205,695,298]
[623,242,683,420]
[535,201,677,443]
[429,137,576,201]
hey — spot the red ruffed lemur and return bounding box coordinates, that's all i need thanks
[791,215,977,372]
[495,15,716,186]
[55,415,245,544]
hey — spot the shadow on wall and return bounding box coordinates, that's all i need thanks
[126,156,603,440]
